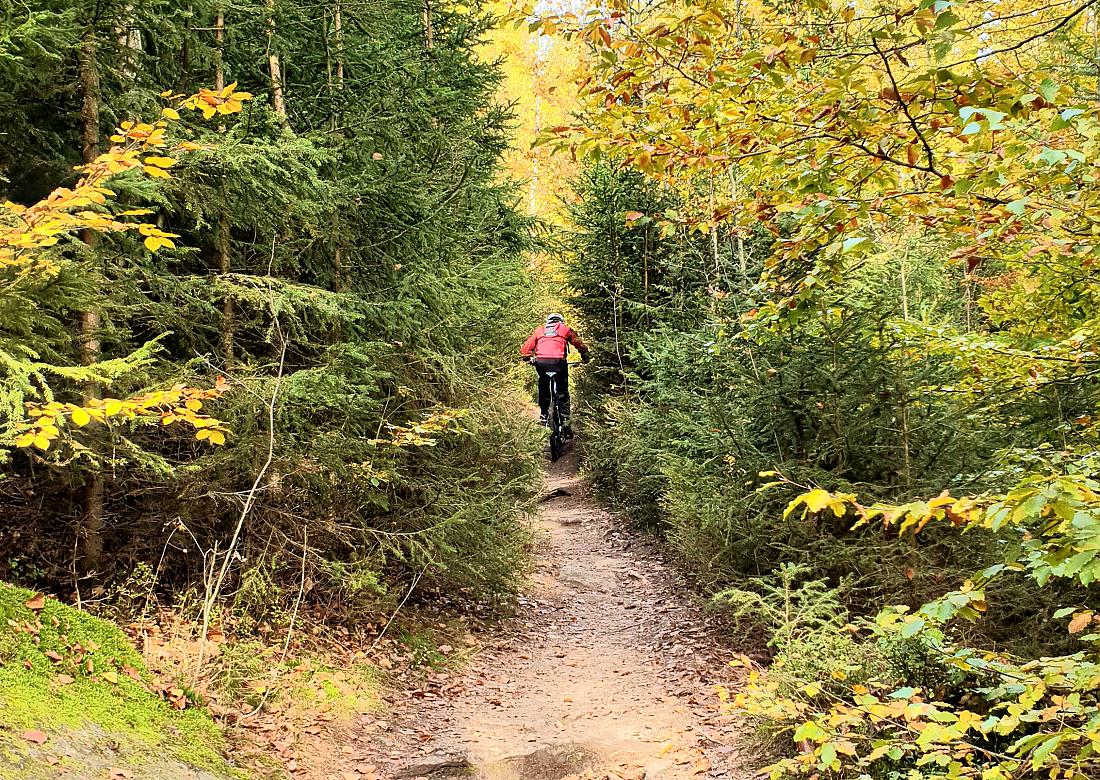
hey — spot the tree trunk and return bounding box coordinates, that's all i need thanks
[708,174,720,309]
[214,7,235,367]
[330,2,346,306]
[214,7,225,92]
[324,2,344,131]
[334,2,344,85]
[422,0,433,50]
[217,212,234,367]
[182,5,192,78]
[529,94,541,213]
[77,37,105,571]
[266,0,289,125]
[900,240,910,321]
[116,5,141,79]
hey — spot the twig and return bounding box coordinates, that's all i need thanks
[368,563,430,654]
[195,235,286,680]
[871,36,937,176]
[240,525,309,721]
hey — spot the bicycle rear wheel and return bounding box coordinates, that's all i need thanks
[548,381,563,462]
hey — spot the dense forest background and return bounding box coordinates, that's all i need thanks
[0,0,540,617]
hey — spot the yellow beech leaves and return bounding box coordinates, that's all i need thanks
[176,83,252,120]
[1,84,251,280]
[732,655,1100,780]
[732,467,1100,780]
[531,0,1100,324]
[780,470,1100,596]
[14,380,231,453]
[368,408,470,448]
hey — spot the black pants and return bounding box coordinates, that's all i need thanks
[535,359,570,421]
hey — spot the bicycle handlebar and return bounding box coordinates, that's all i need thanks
[520,356,591,366]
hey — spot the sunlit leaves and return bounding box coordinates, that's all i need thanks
[14,379,231,454]
[746,468,1100,778]
[735,638,1100,780]
[784,466,1100,596]
[176,82,252,120]
[783,488,856,519]
[368,408,470,448]
[534,0,1100,332]
[0,88,250,282]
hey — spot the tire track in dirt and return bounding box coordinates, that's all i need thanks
[360,449,750,780]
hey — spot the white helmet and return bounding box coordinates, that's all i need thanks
[546,313,565,325]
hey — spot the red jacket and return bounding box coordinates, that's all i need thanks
[521,322,589,360]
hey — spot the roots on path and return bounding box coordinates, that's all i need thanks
[302,448,749,780]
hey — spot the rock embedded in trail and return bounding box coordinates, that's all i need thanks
[484,743,601,780]
[558,563,622,593]
[396,753,472,778]
[539,487,573,503]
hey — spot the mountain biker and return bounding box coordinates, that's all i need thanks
[520,313,590,436]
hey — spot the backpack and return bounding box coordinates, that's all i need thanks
[537,323,569,359]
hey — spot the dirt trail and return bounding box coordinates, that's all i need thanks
[360,449,746,780]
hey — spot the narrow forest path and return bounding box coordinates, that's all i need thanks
[354,449,749,780]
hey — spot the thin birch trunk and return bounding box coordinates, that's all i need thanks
[423,0,433,50]
[266,0,288,125]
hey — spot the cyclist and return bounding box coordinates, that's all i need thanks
[520,313,590,436]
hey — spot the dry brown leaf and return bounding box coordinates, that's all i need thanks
[22,729,48,744]
[1069,610,1094,634]
[24,593,45,610]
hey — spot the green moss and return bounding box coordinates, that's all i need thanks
[397,621,473,671]
[282,659,382,719]
[319,679,341,700]
[0,582,237,777]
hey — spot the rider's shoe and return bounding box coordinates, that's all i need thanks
[563,425,574,439]
[539,414,549,427]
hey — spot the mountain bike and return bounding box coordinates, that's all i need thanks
[544,368,570,462]
[525,359,578,462]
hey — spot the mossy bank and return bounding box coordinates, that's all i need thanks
[0,582,239,779]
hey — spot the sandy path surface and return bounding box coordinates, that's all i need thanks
[360,450,747,780]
